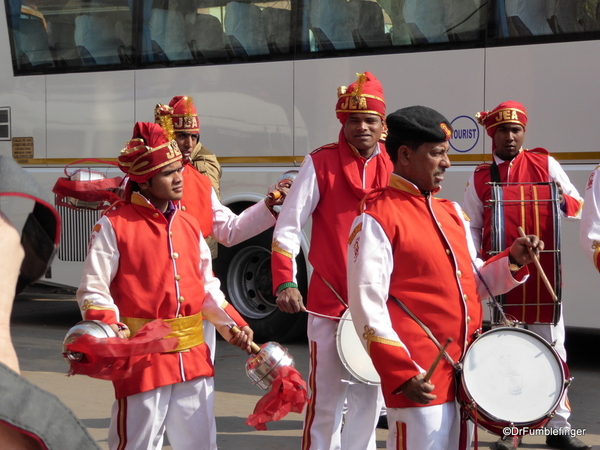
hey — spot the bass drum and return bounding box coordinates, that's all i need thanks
[458,327,568,435]
[335,310,380,385]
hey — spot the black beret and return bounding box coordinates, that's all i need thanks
[386,106,452,144]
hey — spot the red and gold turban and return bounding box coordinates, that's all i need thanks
[154,95,200,134]
[336,72,386,124]
[476,101,528,137]
[118,122,181,183]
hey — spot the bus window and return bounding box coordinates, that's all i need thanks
[578,0,600,31]
[11,6,54,71]
[149,6,193,62]
[224,2,270,57]
[262,6,292,54]
[444,0,488,42]
[75,14,127,66]
[187,13,230,63]
[352,0,391,49]
[308,0,359,51]
[6,0,600,76]
[7,0,133,74]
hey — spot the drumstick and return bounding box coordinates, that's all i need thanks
[230,325,261,354]
[423,337,453,383]
[517,226,559,303]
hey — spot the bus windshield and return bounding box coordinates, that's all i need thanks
[6,0,600,75]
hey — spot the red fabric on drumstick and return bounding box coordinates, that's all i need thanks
[65,320,178,380]
[246,366,308,431]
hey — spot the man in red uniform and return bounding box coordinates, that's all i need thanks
[76,122,253,450]
[462,101,588,450]
[154,95,282,360]
[271,72,391,450]
[347,105,539,450]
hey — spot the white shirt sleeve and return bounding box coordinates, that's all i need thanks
[197,235,240,339]
[76,215,120,319]
[210,188,276,246]
[271,155,320,281]
[548,156,583,220]
[580,166,600,266]
[462,172,484,254]
[346,213,420,368]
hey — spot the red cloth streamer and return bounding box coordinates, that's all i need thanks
[52,158,124,211]
[246,365,308,431]
[65,320,178,380]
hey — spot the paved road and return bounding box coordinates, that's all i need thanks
[9,288,600,449]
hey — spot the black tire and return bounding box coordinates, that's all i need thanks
[212,205,308,343]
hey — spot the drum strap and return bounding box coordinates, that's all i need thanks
[490,161,501,183]
[390,295,459,370]
[320,275,349,308]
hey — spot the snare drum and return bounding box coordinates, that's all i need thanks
[458,327,568,435]
[336,310,381,385]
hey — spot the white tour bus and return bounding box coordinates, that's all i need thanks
[1,0,600,341]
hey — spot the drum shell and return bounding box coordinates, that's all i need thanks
[457,327,568,435]
[335,309,381,385]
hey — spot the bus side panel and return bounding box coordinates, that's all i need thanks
[134,62,295,160]
[46,71,135,159]
[486,41,600,163]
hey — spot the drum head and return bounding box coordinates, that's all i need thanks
[461,327,564,424]
[336,310,380,385]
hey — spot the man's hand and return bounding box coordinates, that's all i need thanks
[509,234,544,267]
[276,287,306,313]
[108,323,130,339]
[395,373,437,404]
[265,186,290,207]
[229,325,254,355]
[556,181,565,206]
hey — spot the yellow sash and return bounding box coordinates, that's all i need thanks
[120,312,204,352]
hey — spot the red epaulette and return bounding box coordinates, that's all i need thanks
[311,142,337,155]
[525,147,549,156]
[474,162,492,173]
[101,200,126,217]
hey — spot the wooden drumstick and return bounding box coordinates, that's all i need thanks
[423,337,453,383]
[517,226,559,303]
[230,325,261,354]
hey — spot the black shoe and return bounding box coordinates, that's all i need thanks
[492,436,520,450]
[546,434,591,450]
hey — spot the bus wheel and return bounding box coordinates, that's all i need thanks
[213,227,307,343]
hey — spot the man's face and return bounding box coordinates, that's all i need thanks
[174,132,199,161]
[493,123,525,161]
[401,141,451,192]
[140,160,184,205]
[343,113,384,157]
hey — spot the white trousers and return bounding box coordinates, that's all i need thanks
[108,377,216,450]
[303,315,384,450]
[386,402,470,450]
[527,311,571,429]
